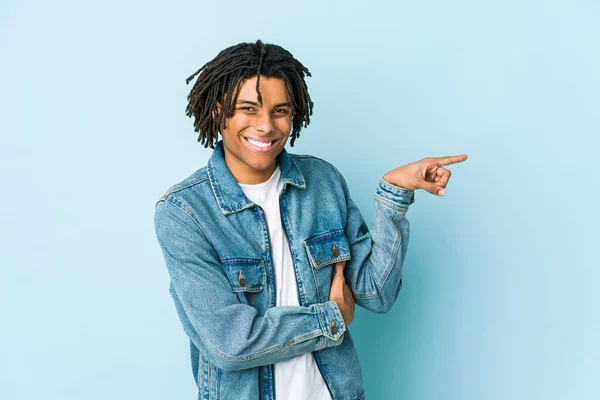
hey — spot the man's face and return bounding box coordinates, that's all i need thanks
[217,75,293,184]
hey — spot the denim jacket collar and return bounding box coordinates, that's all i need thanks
[207,139,306,215]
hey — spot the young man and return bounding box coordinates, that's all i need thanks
[154,40,467,400]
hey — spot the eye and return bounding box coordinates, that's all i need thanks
[238,106,255,112]
[274,108,290,114]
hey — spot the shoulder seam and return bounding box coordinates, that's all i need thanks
[290,153,325,160]
[159,176,210,201]
[289,153,334,168]
[155,198,215,257]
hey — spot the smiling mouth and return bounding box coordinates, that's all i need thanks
[243,136,279,152]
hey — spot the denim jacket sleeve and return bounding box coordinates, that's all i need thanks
[154,199,347,372]
[333,168,415,314]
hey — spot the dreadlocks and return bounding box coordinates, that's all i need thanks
[184,40,314,149]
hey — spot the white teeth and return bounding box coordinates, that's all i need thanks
[247,138,273,148]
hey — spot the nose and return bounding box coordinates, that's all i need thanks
[253,110,274,133]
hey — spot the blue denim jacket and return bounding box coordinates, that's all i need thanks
[153,140,415,400]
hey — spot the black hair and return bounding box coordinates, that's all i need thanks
[184,39,314,149]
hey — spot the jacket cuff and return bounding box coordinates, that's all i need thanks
[375,177,415,211]
[312,300,346,349]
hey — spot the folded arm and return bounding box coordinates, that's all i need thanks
[154,199,346,371]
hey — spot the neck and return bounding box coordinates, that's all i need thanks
[225,155,278,184]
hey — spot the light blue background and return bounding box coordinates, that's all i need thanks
[1,1,597,399]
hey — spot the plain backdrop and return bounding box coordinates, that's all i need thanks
[1,0,598,399]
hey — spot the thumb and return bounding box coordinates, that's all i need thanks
[423,181,446,196]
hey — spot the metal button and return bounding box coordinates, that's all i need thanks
[238,270,246,287]
[332,243,339,257]
[330,319,338,334]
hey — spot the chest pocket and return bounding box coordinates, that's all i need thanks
[304,229,352,302]
[222,258,267,293]
[305,228,352,268]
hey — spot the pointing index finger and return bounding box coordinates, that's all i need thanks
[436,154,468,166]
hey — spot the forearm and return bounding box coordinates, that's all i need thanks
[335,171,414,314]
[170,285,347,371]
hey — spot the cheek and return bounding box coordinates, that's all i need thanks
[275,117,292,131]
[224,117,250,135]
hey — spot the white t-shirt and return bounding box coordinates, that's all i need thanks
[239,162,333,400]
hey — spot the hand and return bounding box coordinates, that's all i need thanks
[328,260,355,326]
[382,154,468,196]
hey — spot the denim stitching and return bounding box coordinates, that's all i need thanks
[374,210,404,293]
[305,228,345,243]
[304,241,323,303]
[159,176,209,201]
[221,259,267,292]
[374,194,410,212]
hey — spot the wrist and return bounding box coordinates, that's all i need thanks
[382,172,412,190]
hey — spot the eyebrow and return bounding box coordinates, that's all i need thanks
[236,99,292,108]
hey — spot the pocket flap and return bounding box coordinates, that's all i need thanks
[304,229,352,269]
[222,258,266,292]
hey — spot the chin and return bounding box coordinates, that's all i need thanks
[248,160,277,170]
